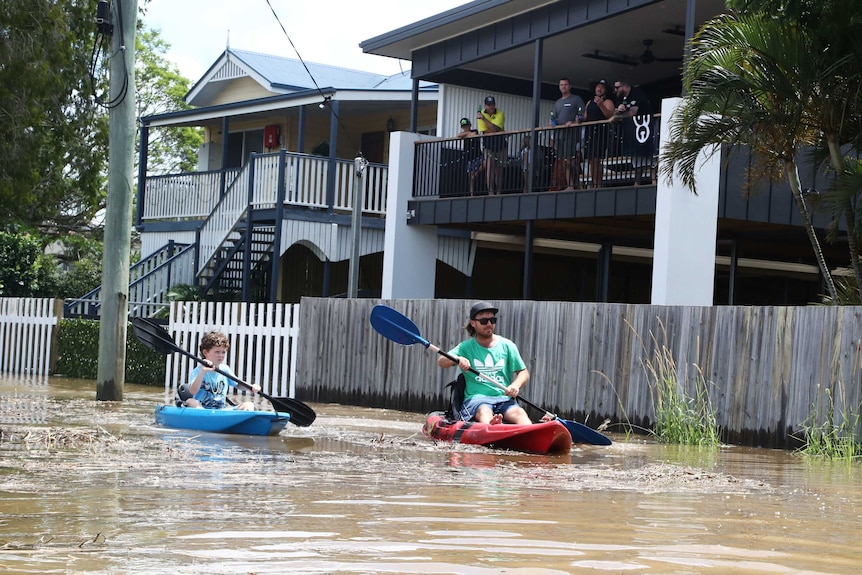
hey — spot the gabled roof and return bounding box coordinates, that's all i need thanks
[186,48,436,107]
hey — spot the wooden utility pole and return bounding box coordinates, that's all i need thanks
[96,0,137,401]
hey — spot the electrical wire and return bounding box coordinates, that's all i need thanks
[89,0,130,109]
[263,0,364,158]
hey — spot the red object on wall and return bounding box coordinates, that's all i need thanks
[264,125,280,148]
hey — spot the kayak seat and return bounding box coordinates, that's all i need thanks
[175,383,192,407]
[444,374,466,421]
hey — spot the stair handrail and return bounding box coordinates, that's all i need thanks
[127,244,197,317]
[64,242,194,318]
[196,161,254,275]
[196,153,283,276]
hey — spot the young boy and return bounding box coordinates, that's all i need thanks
[176,330,260,410]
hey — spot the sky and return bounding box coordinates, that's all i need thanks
[142,0,468,82]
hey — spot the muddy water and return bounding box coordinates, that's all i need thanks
[1,376,861,574]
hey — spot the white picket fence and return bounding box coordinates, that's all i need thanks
[0,298,301,408]
[164,301,300,406]
[0,298,61,376]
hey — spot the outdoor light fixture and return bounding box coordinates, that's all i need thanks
[318,96,331,110]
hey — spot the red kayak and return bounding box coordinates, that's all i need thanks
[422,412,572,454]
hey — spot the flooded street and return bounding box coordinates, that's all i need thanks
[1,376,861,574]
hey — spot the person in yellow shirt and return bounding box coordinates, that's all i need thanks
[476,96,506,195]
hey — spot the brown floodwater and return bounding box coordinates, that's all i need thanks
[0,375,861,574]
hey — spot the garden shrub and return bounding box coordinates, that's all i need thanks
[55,318,165,385]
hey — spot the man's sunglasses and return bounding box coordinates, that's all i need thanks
[474,317,498,325]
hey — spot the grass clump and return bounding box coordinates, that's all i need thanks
[796,385,862,461]
[644,344,721,445]
[639,322,721,446]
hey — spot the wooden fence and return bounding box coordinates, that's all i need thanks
[4,295,859,448]
[0,298,62,376]
[164,301,300,406]
[296,298,862,448]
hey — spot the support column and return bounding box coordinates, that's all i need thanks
[410,79,419,133]
[381,132,437,298]
[522,221,534,298]
[651,97,720,305]
[326,100,339,211]
[596,242,612,302]
[220,115,230,197]
[136,122,148,226]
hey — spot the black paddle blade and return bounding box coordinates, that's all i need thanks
[268,396,316,426]
[132,317,177,355]
[369,305,429,347]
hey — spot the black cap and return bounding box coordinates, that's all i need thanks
[484,96,496,105]
[469,301,498,319]
[597,79,607,86]
[459,117,470,127]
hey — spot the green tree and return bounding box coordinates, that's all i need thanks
[0,231,48,296]
[0,0,107,231]
[135,27,203,174]
[660,11,840,300]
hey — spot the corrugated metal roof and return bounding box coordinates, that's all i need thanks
[230,49,388,91]
[183,48,437,110]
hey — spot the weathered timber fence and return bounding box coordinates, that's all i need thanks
[164,301,300,406]
[0,298,63,376]
[296,298,862,448]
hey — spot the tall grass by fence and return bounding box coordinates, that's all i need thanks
[165,301,300,406]
[0,298,62,376]
[296,298,862,448]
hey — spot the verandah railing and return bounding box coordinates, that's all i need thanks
[142,152,388,223]
[413,114,660,198]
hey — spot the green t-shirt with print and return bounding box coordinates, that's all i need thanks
[449,336,526,399]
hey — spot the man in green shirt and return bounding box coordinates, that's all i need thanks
[438,301,532,424]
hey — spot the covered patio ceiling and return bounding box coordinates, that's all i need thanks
[362,0,729,95]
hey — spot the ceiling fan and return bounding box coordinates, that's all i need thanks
[580,49,638,67]
[638,39,682,65]
[582,39,682,66]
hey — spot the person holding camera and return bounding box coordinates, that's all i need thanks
[477,96,506,195]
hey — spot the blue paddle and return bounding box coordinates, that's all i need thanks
[369,304,612,446]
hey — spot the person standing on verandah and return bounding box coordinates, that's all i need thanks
[552,77,586,191]
[477,96,506,195]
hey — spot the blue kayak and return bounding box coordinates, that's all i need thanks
[154,405,290,436]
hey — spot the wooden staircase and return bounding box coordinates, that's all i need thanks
[198,223,276,301]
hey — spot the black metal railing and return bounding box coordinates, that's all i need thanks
[413,114,660,198]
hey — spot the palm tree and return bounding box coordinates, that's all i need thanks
[660,11,839,300]
[799,2,862,302]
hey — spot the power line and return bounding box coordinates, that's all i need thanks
[89,0,130,109]
[263,0,363,157]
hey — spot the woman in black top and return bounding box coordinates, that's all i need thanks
[582,80,615,188]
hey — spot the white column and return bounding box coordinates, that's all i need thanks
[381,131,438,298]
[651,97,721,306]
